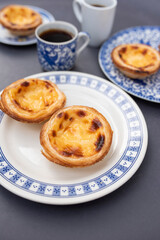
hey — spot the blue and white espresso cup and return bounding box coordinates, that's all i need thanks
[35,21,90,71]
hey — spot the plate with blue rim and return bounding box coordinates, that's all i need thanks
[0,5,55,46]
[99,26,160,103]
[0,71,148,204]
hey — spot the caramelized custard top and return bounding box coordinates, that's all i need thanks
[48,109,105,158]
[9,79,58,112]
[118,45,157,68]
[2,5,40,26]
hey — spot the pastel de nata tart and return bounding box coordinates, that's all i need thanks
[0,78,66,123]
[0,5,42,36]
[40,106,113,167]
[111,43,160,79]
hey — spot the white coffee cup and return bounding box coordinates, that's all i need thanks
[73,0,117,47]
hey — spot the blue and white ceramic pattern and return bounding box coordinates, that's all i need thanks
[0,6,55,46]
[36,21,90,71]
[36,38,76,71]
[99,26,160,103]
[0,72,148,204]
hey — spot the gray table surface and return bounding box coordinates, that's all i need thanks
[0,0,160,239]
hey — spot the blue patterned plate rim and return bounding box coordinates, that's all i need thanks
[0,5,55,46]
[0,71,148,204]
[99,25,160,103]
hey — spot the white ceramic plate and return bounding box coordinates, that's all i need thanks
[99,26,160,103]
[0,5,55,46]
[0,72,148,204]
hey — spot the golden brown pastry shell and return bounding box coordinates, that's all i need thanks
[0,78,66,123]
[111,43,160,79]
[0,5,42,36]
[40,106,113,167]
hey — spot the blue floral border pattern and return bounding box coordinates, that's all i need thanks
[99,26,160,103]
[0,73,143,198]
[0,6,55,45]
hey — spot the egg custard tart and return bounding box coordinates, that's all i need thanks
[40,106,113,167]
[111,43,160,79]
[0,5,42,36]
[0,78,66,123]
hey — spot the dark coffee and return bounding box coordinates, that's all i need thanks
[91,4,106,7]
[39,29,73,43]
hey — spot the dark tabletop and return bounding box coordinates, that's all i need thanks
[0,0,160,239]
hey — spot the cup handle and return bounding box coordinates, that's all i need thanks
[73,0,83,23]
[76,32,90,57]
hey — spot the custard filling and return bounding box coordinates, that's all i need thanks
[119,45,157,68]
[3,6,39,25]
[9,79,58,112]
[48,109,105,158]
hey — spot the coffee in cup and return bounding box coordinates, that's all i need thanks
[39,29,74,43]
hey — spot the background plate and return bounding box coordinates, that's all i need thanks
[99,26,160,103]
[0,72,148,204]
[0,5,55,46]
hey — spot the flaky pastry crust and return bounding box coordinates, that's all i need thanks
[40,106,113,167]
[0,78,66,123]
[111,43,160,79]
[0,5,42,36]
